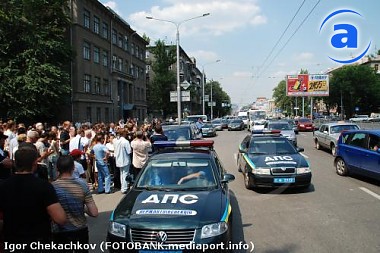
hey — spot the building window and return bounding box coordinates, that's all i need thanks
[131,43,135,56]
[124,36,128,51]
[94,76,101,94]
[118,33,123,48]
[103,79,110,96]
[130,64,135,76]
[125,60,129,73]
[112,29,117,44]
[84,74,91,93]
[118,58,123,71]
[136,66,139,78]
[146,51,150,59]
[83,9,90,29]
[102,22,108,39]
[96,107,101,123]
[140,67,144,79]
[93,46,100,63]
[105,108,110,123]
[86,107,92,123]
[112,55,117,70]
[93,16,100,34]
[83,41,90,60]
[103,50,108,67]
[140,49,144,60]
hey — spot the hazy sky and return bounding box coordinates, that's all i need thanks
[100,0,380,106]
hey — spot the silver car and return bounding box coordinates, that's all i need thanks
[264,121,297,146]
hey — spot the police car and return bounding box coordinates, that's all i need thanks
[237,130,311,190]
[107,140,235,252]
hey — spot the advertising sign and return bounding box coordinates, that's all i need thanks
[286,74,329,97]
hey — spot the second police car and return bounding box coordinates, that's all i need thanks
[107,140,235,252]
[237,130,312,190]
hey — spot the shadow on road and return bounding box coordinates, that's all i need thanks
[250,184,316,195]
[88,210,113,253]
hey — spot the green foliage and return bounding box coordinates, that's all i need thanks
[147,40,176,117]
[272,80,292,111]
[0,0,72,122]
[204,80,231,117]
[325,65,380,118]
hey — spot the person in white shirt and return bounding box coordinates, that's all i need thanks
[113,130,132,193]
[69,149,86,180]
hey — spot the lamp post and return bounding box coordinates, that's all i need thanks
[202,59,220,115]
[146,13,210,124]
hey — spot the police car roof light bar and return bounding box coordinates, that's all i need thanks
[154,140,214,148]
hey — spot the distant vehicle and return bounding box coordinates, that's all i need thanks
[247,109,267,132]
[201,123,217,137]
[334,130,380,181]
[162,124,202,141]
[237,111,249,127]
[228,119,244,131]
[314,123,360,156]
[211,119,223,131]
[185,115,208,123]
[349,115,369,122]
[264,121,297,146]
[296,118,314,132]
[285,119,299,134]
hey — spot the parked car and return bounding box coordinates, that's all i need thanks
[211,119,223,131]
[201,123,217,137]
[349,115,369,122]
[221,119,229,129]
[334,130,380,181]
[314,123,360,156]
[162,124,202,141]
[264,121,297,146]
[296,118,314,132]
[228,119,244,131]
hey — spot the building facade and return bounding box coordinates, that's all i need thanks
[146,44,203,118]
[64,0,148,123]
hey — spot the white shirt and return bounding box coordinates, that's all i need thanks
[113,136,132,167]
[73,161,85,179]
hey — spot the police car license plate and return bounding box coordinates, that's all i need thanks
[274,178,295,183]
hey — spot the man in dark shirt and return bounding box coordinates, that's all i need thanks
[0,131,12,181]
[0,144,66,248]
[60,121,71,155]
[150,125,168,152]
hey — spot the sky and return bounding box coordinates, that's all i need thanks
[99,0,380,107]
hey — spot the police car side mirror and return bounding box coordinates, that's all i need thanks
[239,146,247,153]
[221,173,235,183]
[296,147,304,152]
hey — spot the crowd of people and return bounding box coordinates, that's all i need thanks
[0,117,167,252]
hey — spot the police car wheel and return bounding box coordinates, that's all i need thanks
[336,158,348,176]
[244,172,254,189]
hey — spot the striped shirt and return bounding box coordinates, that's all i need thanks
[52,178,94,232]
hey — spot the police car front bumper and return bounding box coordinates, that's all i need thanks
[249,173,311,188]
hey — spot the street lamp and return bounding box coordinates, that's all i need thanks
[146,13,210,124]
[202,59,220,115]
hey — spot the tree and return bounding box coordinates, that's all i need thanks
[272,80,292,114]
[147,40,176,117]
[325,65,380,118]
[0,0,72,122]
[204,80,231,118]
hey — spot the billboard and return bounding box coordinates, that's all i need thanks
[286,74,329,96]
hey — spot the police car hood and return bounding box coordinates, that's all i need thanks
[248,153,308,167]
[112,189,227,229]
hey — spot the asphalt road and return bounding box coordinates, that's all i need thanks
[88,130,380,253]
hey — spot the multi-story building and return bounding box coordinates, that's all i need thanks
[146,44,203,118]
[63,0,148,123]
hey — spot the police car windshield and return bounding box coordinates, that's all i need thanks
[268,123,292,130]
[248,138,297,155]
[137,158,217,190]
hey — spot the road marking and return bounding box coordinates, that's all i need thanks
[359,187,380,201]
[300,153,309,158]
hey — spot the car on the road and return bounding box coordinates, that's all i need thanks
[221,119,229,129]
[349,115,369,122]
[314,122,360,156]
[211,119,223,131]
[263,121,297,146]
[107,140,235,252]
[286,119,299,134]
[296,117,314,132]
[162,124,202,141]
[334,130,380,181]
[201,123,217,137]
[228,119,244,131]
[237,131,311,190]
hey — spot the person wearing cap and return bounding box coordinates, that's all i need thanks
[0,131,13,181]
[52,155,98,249]
[70,149,86,179]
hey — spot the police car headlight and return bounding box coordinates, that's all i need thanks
[252,168,271,175]
[201,222,228,239]
[109,222,126,238]
[297,167,311,174]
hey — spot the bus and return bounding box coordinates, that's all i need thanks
[247,109,267,131]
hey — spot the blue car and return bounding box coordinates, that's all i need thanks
[334,130,380,181]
